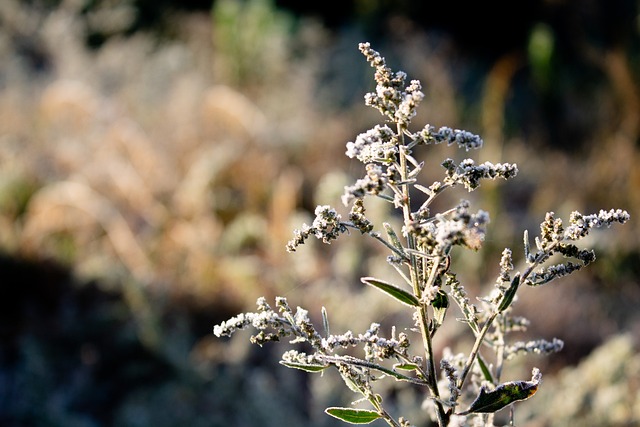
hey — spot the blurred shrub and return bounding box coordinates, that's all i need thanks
[519,334,640,426]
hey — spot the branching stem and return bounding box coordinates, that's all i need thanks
[395,123,448,426]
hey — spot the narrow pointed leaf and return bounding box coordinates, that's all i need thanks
[325,407,381,424]
[361,277,419,307]
[476,354,494,384]
[523,230,532,262]
[393,362,421,371]
[407,161,425,178]
[321,306,330,337]
[383,222,404,253]
[391,363,429,383]
[414,183,432,196]
[458,376,540,415]
[280,361,329,373]
[339,370,362,394]
[498,273,520,312]
[382,369,425,383]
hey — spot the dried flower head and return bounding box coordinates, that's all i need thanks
[215,42,630,427]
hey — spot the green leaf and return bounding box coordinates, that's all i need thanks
[361,277,419,307]
[458,375,540,415]
[339,369,362,394]
[498,273,520,312]
[384,369,422,383]
[476,354,495,384]
[383,222,404,253]
[280,361,329,373]
[391,362,428,383]
[393,362,420,371]
[325,407,381,424]
[431,290,449,326]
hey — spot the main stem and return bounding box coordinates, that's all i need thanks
[397,125,448,426]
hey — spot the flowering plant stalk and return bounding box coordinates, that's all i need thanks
[214,43,630,426]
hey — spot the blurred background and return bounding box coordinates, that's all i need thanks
[0,0,638,426]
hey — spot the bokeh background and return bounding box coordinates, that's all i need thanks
[1,0,639,426]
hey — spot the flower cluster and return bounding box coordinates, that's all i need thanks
[564,209,630,240]
[442,158,519,191]
[415,125,484,151]
[522,209,630,286]
[440,353,464,406]
[213,305,280,339]
[348,198,374,233]
[286,205,347,252]
[527,261,584,286]
[213,297,302,345]
[359,42,424,126]
[342,163,391,206]
[321,323,410,361]
[409,200,490,254]
[214,42,630,427]
[213,297,291,345]
[505,338,565,361]
[497,248,514,284]
[346,125,398,164]
[281,349,325,366]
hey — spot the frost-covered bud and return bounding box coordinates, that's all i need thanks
[281,349,324,367]
[527,261,584,286]
[342,163,390,206]
[564,209,630,240]
[311,205,346,243]
[498,248,514,283]
[410,201,489,256]
[416,125,484,151]
[286,223,312,252]
[286,206,348,251]
[359,43,426,123]
[359,42,393,82]
[505,338,564,360]
[349,198,374,233]
[440,358,461,405]
[539,212,564,246]
[395,79,424,124]
[442,158,518,191]
[346,125,397,164]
